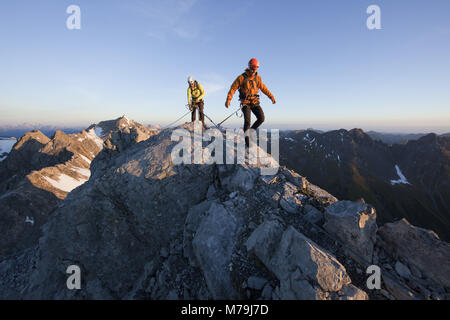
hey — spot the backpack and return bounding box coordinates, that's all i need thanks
[239,72,260,101]
[190,81,202,99]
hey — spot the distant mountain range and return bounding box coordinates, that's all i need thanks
[0,124,84,139]
[279,129,450,241]
[0,122,163,139]
[366,131,450,145]
[3,124,447,144]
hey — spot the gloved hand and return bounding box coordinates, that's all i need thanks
[271,97,276,104]
[225,101,230,108]
[188,104,193,111]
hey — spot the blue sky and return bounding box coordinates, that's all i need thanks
[1,0,449,133]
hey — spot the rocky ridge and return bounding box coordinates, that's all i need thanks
[0,116,159,259]
[0,120,448,300]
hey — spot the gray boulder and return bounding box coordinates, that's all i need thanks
[246,219,284,264]
[324,201,377,264]
[247,221,352,299]
[192,203,239,299]
[183,200,218,266]
[377,219,450,288]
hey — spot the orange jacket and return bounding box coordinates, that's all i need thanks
[226,69,274,104]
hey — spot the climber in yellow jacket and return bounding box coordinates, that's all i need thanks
[187,76,205,126]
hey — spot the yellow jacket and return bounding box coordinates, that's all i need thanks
[187,82,205,104]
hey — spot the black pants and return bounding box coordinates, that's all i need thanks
[191,100,204,124]
[242,103,265,132]
[242,103,265,146]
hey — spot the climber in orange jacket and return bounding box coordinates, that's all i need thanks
[225,58,276,146]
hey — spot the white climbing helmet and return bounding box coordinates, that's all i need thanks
[187,76,195,84]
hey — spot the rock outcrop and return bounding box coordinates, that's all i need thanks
[0,116,158,259]
[0,119,448,300]
[246,221,354,299]
[323,201,378,265]
[377,219,450,288]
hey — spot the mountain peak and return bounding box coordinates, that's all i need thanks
[51,130,68,139]
[116,115,132,126]
[348,128,366,136]
[418,132,438,142]
[14,130,50,149]
[0,118,449,301]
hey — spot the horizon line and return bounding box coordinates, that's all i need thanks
[0,121,448,136]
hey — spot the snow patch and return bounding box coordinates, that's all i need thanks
[94,126,105,138]
[73,166,91,178]
[390,165,411,185]
[43,174,89,193]
[303,134,316,144]
[25,216,34,225]
[86,129,104,149]
[284,137,295,142]
[79,154,92,165]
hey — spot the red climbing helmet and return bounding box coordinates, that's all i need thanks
[248,58,259,70]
